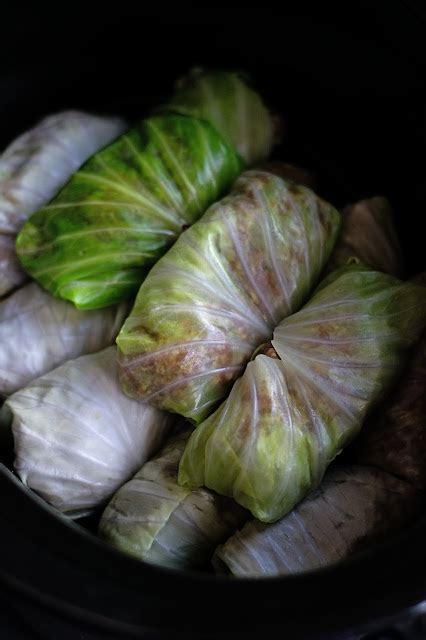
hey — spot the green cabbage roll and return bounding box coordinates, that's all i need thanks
[2,347,173,517]
[0,111,126,297]
[117,171,341,424]
[178,264,426,522]
[99,427,248,569]
[164,68,274,166]
[213,465,423,576]
[350,329,426,490]
[16,114,242,309]
[327,196,403,276]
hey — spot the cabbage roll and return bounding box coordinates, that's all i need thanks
[16,114,242,310]
[350,330,426,490]
[0,282,128,397]
[327,196,403,276]
[213,465,423,577]
[260,161,316,189]
[179,265,426,522]
[0,111,126,297]
[117,171,341,424]
[99,427,247,569]
[165,68,273,165]
[1,347,173,516]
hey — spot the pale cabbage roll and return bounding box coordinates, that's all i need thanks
[0,283,128,397]
[213,465,423,576]
[350,329,426,490]
[99,428,247,569]
[328,196,403,276]
[260,161,316,189]
[1,347,173,517]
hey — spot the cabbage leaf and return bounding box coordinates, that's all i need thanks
[327,196,403,276]
[213,465,423,576]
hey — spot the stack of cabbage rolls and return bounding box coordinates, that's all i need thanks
[1,69,273,520]
[214,327,426,576]
[14,69,275,309]
[105,193,426,571]
[2,68,425,578]
[2,70,274,398]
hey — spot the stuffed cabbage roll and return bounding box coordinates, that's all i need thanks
[350,330,426,490]
[117,171,341,424]
[260,161,316,189]
[327,196,403,276]
[99,427,248,569]
[179,264,426,522]
[165,68,273,166]
[0,111,126,297]
[16,114,242,310]
[0,282,128,397]
[1,347,173,516]
[213,465,423,577]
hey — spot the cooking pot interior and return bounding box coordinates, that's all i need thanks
[1,6,426,639]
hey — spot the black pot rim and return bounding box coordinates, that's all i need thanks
[2,7,426,637]
[1,464,425,638]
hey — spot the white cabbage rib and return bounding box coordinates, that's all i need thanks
[3,347,173,517]
[0,110,126,296]
[213,465,423,577]
[99,428,247,569]
[0,282,129,397]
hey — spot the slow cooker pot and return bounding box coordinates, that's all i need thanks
[1,4,426,638]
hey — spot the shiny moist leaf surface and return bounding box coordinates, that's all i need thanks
[16,114,242,309]
[4,347,173,517]
[117,171,341,423]
[213,465,423,576]
[99,428,247,569]
[165,68,273,165]
[179,265,426,521]
[0,282,128,397]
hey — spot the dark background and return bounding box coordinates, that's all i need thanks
[1,3,426,638]
[1,2,426,277]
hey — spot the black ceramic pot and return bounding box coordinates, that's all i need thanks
[1,4,425,638]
